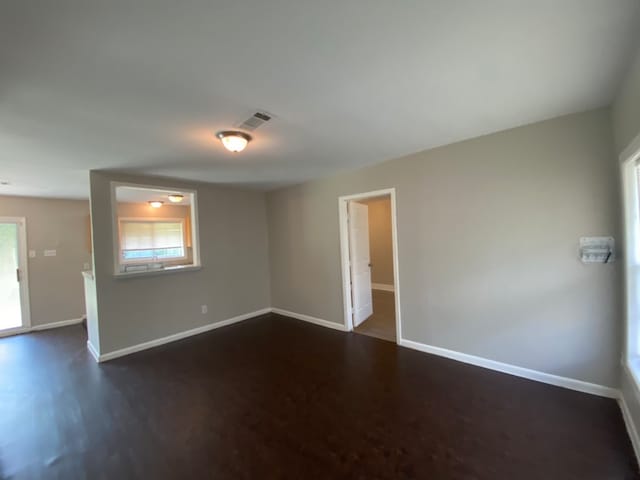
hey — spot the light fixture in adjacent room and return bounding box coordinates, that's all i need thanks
[168,194,184,203]
[148,200,164,208]
[216,131,252,153]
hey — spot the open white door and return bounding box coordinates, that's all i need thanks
[348,201,373,327]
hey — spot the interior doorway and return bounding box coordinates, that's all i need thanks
[0,217,30,335]
[339,188,401,343]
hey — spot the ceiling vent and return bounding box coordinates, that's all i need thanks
[237,111,272,131]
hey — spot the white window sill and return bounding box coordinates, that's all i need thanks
[113,264,201,279]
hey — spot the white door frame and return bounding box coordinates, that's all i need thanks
[338,188,402,344]
[0,216,31,334]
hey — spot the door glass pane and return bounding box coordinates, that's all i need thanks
[0,223,21,330]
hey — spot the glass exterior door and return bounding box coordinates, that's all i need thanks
[0,221,26,331]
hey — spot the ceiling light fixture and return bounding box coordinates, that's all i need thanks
[148,201,164,208]
[216,131,252,153]
[168,194,184,203]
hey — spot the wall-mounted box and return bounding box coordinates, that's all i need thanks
[579,237,614,264]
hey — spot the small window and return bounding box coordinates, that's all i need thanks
[112,184,200,276]
[120,219,186,263]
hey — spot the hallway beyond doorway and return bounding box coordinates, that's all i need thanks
[354,289,396,342]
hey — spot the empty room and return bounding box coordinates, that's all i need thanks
[2,1,640,478]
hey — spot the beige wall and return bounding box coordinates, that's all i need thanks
[612,46,640,154]
[89,171,271,354]
[267,108,621,387]
[359,197,393,285]
[0,195,91,326]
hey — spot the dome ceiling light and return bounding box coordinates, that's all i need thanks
[168,194,184,203]
[216,131,252,153]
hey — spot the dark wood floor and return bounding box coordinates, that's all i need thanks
[1,314,637,479]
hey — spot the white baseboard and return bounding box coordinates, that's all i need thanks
[93,308,271,363]
[271,308,348,331]
[399,338,619,398]
[81,303,621,401]
[87,340,100,363]
[0,326,29,338]
[371,283,394,292]
[0,317,84,338]
[619,395,640,463]
[620,365,640,465]
[31,317,84,331]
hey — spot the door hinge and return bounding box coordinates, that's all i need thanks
[16,268,21,282]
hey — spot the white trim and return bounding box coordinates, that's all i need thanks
[339,200,351,328]
[399,338,619,398]
[620,395,640,464]
[620,130,640,165]
[271,308,348,331]
[0,326,30,338]
[620,140,640,361]
[87,340,100,363]
[31,317,84,331]
[621,363,640,464]
[0,317,83,338]
[16,219,31,329]
[338,188,402,344]
[618,129,640,467]
[114,265,202,279]
[91,308,271,362]
[371,283,394,292]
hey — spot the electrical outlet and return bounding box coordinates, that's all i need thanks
[29,250,36,258]
[201,305,208,314]
[83,263,91,270]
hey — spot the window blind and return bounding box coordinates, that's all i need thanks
[120,221,184,252]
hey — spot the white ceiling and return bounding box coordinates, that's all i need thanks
[1,1,639,199]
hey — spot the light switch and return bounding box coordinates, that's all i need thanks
[29,250,36,258]
[44,249,57,257]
